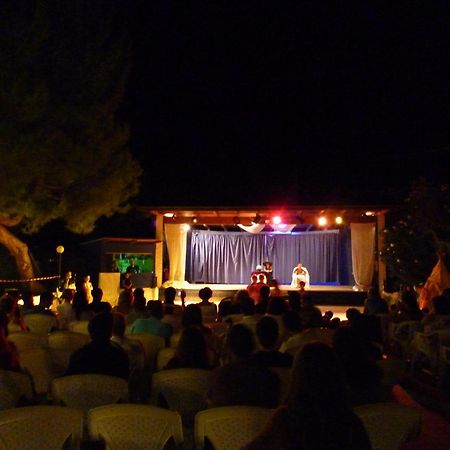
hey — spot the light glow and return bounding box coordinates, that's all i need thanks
[335,216,343,225]
[272,215,282,225]
[318,216,328,227]
[182,224,191,232]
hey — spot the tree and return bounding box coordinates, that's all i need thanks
[0,1,141,279]
[382,179,450,286]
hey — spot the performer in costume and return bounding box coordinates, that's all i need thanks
[291,262,310,288]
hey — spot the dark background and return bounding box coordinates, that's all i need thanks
[123,1,450,207]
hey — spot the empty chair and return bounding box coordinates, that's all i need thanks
[19,347,54,395]
[0,405,83,450]
[22,314,55,335]
[354,402,421,450]
[128,333,165,371]
[151,368,212,426]
[0,369,34,410]
[51,374,129,414]
[47,331,90,376]
[195,406,273,450]
[88,404,183,450]
[8,332,48,352]
[69,320,90,335]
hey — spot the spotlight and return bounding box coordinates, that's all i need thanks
[182,224,191,232]
[318,216,328,227]
[272,215,282,225]
[163,212,176,218]
[192,217,198,224]
[335,216,343,225]
[365,211,375,217]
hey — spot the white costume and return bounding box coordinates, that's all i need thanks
[291,264,310,288]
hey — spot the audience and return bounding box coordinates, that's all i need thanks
[89,288,112,314]
[66,312,129,380]
[363,287,389,315]
[197,287,217,323]
[127,289,148,325]
[57,289,75,330]
[299,294,322,328]
[131,300,172,344]
[113,290,133,316]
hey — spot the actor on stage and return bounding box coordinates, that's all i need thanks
[291,262,310,288]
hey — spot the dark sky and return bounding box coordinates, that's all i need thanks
[123,1,450,207]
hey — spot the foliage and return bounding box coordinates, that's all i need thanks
[0,0,141,235]
[382,179,450,285]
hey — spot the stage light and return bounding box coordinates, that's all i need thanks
[163,212,175,218]
[192,217,198,223]
[365,211,375,217]
[335,216,343,225]
[272,215,282,225]
[182,224,191,231]
[318,216,328,227]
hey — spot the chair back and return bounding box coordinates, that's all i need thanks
[9,332,48,352]
[0,369,34,410]
[69,320,90,335]
[47,331,90,377]
[151,368,212,426]
[195,406,273,450]
[156,347,175,371]
[88,404,183,450]
[22,314,55,334]
[354,402,421,450]
[19,347,54,395]
[51,374,129,414]
[0,405,83,450]
[128,333,165,371]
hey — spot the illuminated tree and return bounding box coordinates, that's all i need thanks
[382,179,450,286]
[0,1,141,279]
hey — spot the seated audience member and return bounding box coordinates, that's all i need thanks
[253,316,293,368]
[344,307,362,327]
[0,311,20,371]
[89,288,112,314]
[218,297,234,321]
[57,289,75,330]
[363,287,389,315]
[208,324,280,408]
[197,287,217,323]
[0,293,27,331]
[72,291,95,322]
[422,293,450,332]
[247,274,261,303]
[131,300,172,344]
[113,290,133,316]
[287,291,302,313]
[390,290,423,323]
[322,310,334,328]
[255,285,270,314]
[279,310,303,350]
[66,313,129,380]
[268,279,281,298]
[298,280,307,297]
[266,297,288,329]
[333,327,383,406]
[243,342,371,450]
[127,289,148,325]
[25,291,55,315]
[240,296,260,336]
[299,295,322,329]
[162,287,183,332]
[232,289,250,315]
[164,326,210,370]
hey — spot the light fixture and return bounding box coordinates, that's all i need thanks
[365,211,375,217]
[272,215,282,225]
[335,216,343,225]
[318,216,328,227]
[182,224,191,232]
[163,212,175,218]
[192,217,198,224]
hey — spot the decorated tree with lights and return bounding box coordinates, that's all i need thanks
[0,1,141,279]
[382,179,450,286]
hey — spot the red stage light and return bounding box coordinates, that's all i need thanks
[272,215,282,225]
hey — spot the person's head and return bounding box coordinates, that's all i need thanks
[267,297,287,316]
[199,287,213,302]
[123,271,131,279]
[175,326,209,369]
[258,274,265,283]
[117,290,133,308]
[250,275,258,284]
[65,271,72,279]
[233,289,251,306]
[147,300,164,319]
[182,304,203,328]
[88,312,113,341]
[297,262,303,269]
[288,342,347,411]
[240,296,255,316]
[129,259,135,266]
[111,312,126,338]
[72,291,89,319]
[92,288,103,303]
[256,264,263,271]
[282,310,302,334]
[83,274,90,282]
[133,294,146,313]
[39,291,54,309]
[345,307,361,323]
[227,324,254,360]
[61,289,75,303]
[299,281,306,290]
[164,287,177,304]
[256,316,279,349]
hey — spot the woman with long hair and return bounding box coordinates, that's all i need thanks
[243,342,372,450]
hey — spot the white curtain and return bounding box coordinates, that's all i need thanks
[351,223,376,290]
[165,224,188,286]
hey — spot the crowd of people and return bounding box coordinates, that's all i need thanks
[0,272,449,448]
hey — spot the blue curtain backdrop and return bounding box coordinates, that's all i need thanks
[188,229,353,285]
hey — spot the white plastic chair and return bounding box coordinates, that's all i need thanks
[19,347,54,395]
[0,405,83,450]
[0,369,34,410]
[8,332,48,352]
[51,374,129,414]
[195,406,273,450]
[47,331,90,376]
[88,404,183,450]
[156,347,175,371]
[69,320,90,335]
[354,402,421,450]
[128,333,165,371]
[151,368,212,426]
[22,314,56,334]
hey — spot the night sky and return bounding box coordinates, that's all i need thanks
[123,1,450,207]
